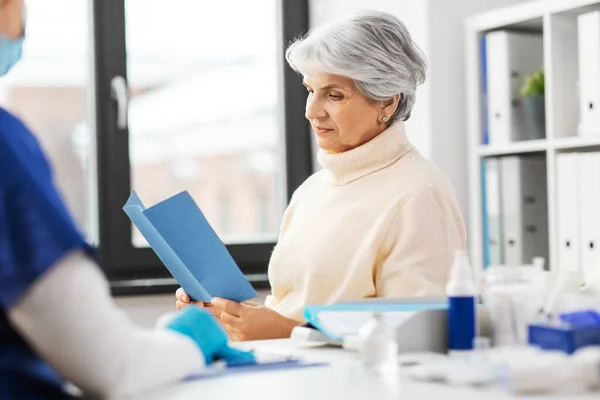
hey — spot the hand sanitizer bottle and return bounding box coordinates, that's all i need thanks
[358,312,398,374]
[446,249,477,352]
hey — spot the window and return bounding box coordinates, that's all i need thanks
[258,191,272,234]
[125,0,283,244]
[218,191,232,236]
[1,0,312,294]
[94,0,312,293]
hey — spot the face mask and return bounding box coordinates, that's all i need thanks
[0,35,23,76]
[0,4,26,76]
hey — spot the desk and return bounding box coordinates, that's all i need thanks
[147,339,599,400]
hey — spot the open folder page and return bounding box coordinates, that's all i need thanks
[123,190,257,302]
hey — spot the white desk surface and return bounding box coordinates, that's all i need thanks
[146,339,599,400]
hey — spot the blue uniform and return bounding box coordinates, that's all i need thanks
[0,108,93,399]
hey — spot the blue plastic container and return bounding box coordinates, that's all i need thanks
[528,324,600,354]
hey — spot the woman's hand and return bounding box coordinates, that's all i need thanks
[209,298,300,342]
[175,288,211,311]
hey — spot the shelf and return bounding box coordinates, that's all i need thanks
[554,135,600,150]
[467,0,600,275]
[467,1,544,32]
[478,137,600,156]
[477,139,548,157]
[466,0,599,32]
[551,0,600,18]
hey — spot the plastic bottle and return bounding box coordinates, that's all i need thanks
[446,249,477,352]
[358,312,398,374]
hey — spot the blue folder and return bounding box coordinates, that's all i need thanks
[123,191,257,302]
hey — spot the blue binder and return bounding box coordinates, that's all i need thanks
[481,35,489,145]
[123,191,257,302]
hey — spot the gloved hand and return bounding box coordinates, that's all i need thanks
[166,306,256,366]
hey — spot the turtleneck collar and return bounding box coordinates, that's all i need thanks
[316,121,413,186]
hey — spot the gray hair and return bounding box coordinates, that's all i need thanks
[285,11,427,123]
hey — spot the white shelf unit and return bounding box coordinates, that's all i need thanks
[466,0,600,273]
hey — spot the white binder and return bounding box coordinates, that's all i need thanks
[578,11,600,136]
[500,155,548,266]
[556,153,581,272]
[578,152,600,279]
[484,157,504,266]
[485,31,544,144]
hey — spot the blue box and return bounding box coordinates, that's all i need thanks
[528,324,600,354]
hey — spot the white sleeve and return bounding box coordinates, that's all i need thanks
[8,251,204,399]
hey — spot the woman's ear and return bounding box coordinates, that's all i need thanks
[380,94,400,121]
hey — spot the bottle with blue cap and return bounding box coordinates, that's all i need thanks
[446,249,477,352]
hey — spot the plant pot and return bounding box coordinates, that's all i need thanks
[523,94,546,140]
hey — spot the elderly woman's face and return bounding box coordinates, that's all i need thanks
[303,72,387,153]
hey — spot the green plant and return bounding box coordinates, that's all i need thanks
[520,70,545,97]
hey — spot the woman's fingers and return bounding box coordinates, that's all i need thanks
[175,288,205,311]
[219,311,243,341]
[175,299,204,311]
[202,303,218,316]
[175,287,190,303]
[220,311,240,325]
[211,297,244,317]
[175,300,186,311]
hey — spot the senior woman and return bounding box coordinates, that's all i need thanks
[176,11,466,341]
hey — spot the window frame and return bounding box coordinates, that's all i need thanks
[92,0,312,295]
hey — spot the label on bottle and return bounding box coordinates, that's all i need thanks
[448,296,476,350]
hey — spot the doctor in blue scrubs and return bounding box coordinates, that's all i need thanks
[0,1,253,398]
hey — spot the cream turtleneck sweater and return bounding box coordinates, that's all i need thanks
[265,122,466,322]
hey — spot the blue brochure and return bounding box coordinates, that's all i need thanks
[123,191,257,302]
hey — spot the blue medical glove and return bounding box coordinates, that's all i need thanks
[215,345,257,367]
[166,306,256,366]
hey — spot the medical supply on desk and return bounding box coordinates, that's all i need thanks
[501,346,600,394]
[483,263,544,346]
[297,296,492,355]
[539,269,586,322]
[446,249,477,351]
[298,300,450,354]
[528,310,600,354]
[357,312,398,374]
[402,343,600,395]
